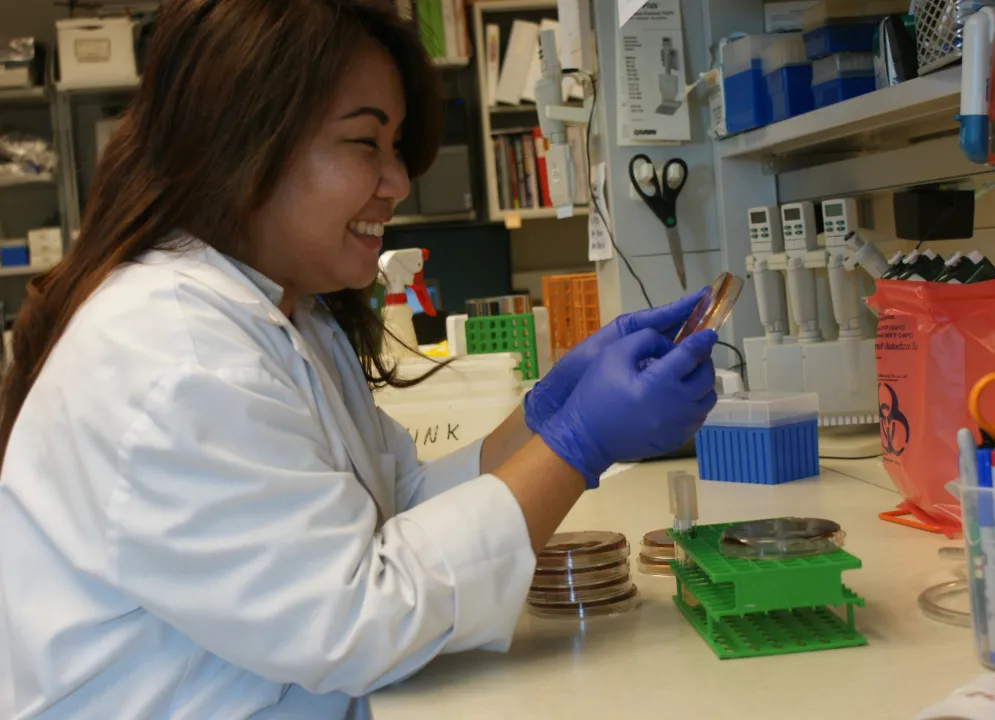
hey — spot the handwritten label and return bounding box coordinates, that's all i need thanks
[406,423,461,446]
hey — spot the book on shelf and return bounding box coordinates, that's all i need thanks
[485,24,500,107]
[411,0,469,62]
[494,19,538,105]
[493,126,588,212]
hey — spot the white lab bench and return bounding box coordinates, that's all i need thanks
[372,459,979,720]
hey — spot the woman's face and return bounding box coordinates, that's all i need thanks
[248,36,411,304]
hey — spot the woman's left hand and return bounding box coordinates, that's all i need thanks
[523,288,706,434]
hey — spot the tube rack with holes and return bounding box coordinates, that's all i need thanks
[669,522,866,659]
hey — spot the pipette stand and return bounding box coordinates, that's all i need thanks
[745,233,878,455]
[669,522,866,659]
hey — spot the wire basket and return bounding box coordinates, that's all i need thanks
[916,0,995,75]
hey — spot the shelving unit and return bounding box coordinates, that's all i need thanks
[472,0,590,227]
[717,64,980,204]
[388,211,477,226]
[719,66,961,162]
[0,174,55,188]
[0,262,57,278]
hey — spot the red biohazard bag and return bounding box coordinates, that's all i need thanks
[866,280,995,534]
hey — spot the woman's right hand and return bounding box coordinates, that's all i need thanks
[538,328,718,488]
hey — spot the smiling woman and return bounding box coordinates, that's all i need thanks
[0,0,443,452]
[0,2,722,719]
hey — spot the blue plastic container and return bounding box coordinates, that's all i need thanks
[695,392,821,486]
[0,243,29,267]
[803,23,877,59]
[766,65,814,122]
[812,76,876,108]
[811,52,876,109]
[724,64,771,134]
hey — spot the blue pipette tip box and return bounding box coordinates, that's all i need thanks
[696,392,820,486]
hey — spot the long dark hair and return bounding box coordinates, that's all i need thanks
[0,0,443,463]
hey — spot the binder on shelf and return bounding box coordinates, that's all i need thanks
[495,20,538,105]
[486,24,500,107]
[416,0,446,58]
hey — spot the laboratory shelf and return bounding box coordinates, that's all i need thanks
[388,211,477,226]
[719,65,960,162]
[0,173,55,188]
[0,87,48,104]
[491,205,589,226]
[433,57,472,69]
[0,262,56,278]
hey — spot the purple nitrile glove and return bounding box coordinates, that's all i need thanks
[523,288,707,435]
[538,328,718,489]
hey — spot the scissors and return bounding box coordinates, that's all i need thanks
[970,373,995,445]
[628,154,688,290]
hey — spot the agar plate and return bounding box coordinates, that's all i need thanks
[674,272,744,344]
[527,585,641,619]
[719,518,844,560]
[528,575,634,604]
[919,579,971,628]
[531,558,630,589]
[536,531,630,570]
[637,554,675,577]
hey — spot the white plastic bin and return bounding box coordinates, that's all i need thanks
[57,18,139,90]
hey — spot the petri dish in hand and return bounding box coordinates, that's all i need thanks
[674,272,744,344]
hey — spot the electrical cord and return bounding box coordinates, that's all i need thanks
[565,68,746,377]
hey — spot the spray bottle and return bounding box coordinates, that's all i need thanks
[378,248,435,361]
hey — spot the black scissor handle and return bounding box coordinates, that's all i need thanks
[661,158,688,197]
[628,153,662,204]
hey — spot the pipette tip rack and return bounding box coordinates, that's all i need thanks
[669,522,866,659]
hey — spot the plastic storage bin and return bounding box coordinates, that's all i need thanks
[721,35,775,134]
[812,52,876,107]
[803,22,877,59]
[763,35,813,122]
[696,391,820,485]
[56,17,140,90]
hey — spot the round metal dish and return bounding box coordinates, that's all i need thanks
[719,518,844,560]
[528,585,641,619]
[674,272,744,344]
[528,575,634,605]
[531,558,631,589]
[536,531,630,570]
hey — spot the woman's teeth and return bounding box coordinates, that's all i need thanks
[348,221,385,238]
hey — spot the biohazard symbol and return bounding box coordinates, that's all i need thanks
[879,383,910,457]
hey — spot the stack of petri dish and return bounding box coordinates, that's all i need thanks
[528,531,640,618]
[638,529,678,576]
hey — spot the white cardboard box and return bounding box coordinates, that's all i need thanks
[56,17,139,90]
[764,1,818,33]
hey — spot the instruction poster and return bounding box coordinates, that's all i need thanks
[615,0,691,146]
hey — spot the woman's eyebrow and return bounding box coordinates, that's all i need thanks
[339,106,389,124]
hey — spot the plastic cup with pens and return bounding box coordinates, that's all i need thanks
[952,373,995,670]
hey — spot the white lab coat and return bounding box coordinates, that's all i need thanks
[0,238,536,719]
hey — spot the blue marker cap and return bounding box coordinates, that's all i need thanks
[977,449,994,527]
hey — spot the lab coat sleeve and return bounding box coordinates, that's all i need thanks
[378,407,486,512]
[107,365,535,697]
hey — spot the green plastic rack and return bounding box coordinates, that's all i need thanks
[464,313,538,380]
[669,522,866,660]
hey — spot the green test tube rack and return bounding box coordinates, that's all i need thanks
[464,313,538,380]
[669,522,866,660]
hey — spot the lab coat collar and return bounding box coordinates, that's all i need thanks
[140,235,391,520]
